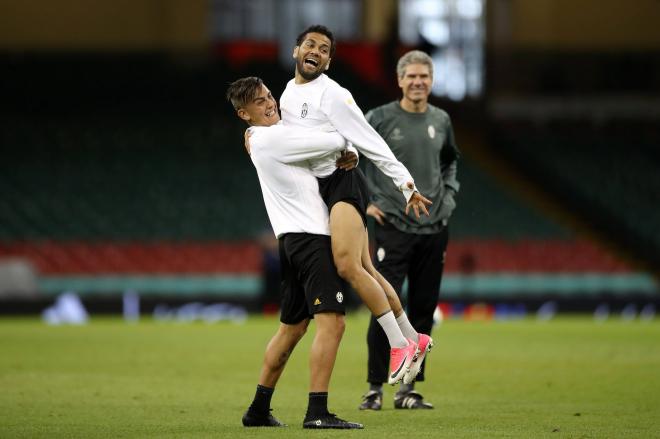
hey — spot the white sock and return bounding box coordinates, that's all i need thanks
[396,311,419,343]
[377,311,408,348]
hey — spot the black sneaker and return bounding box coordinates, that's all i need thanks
[303,413,364,429]
[359,390,382,410]
[394,390,434,409]
[242,408,287,427]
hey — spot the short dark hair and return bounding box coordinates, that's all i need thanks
[296,25,336,57]
[226,76,264,111]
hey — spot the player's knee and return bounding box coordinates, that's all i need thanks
[316,312,345,339]
[296,320,310,338]
[333,314,346,336]
[334,254,360,282]
[291,323,308,341]
[281,320,308,342]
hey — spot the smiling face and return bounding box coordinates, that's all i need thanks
[237,84,280,127]
[398,63,433,109]
[293,32,332,82]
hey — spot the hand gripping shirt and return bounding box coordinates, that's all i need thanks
[248,122,347,238]
[280,74,417,202]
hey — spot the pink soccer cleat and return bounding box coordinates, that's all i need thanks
[388,338,417,385]
[403,333,434,384]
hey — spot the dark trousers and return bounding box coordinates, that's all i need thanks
[366,221,448,384]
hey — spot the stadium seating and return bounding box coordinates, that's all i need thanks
[1,114,268,241]
[491,121,660,269]
[1,55,654,300]
[449,159,573,240]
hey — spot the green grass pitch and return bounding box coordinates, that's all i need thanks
[1,312,659,438]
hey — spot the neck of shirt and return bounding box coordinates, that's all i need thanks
[399,98,428,114]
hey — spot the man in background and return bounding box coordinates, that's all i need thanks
[360,50,460,410]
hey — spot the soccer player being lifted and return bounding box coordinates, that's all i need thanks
[279,25,435,387]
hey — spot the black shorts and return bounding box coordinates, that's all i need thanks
[278,233,347,324]
[317,168,369,227]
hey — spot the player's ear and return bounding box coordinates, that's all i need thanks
[237,108,251,123]
[325,58,331,71]
[292,46,299,59]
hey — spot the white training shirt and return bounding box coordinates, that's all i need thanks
[248,122,348,238]
[280,73,416,202]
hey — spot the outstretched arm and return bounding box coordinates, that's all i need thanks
[405,183,432,219]
[322,87,420,203]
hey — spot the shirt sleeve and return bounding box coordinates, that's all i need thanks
[251,125,347,164]
[364,109,375,126]
[440,118,460,193]
[321,86,416,202]
[345,142,360,167]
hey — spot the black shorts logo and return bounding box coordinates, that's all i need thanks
[301,103,308,118]
[336,292,343,303]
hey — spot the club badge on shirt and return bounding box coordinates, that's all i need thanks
[428,125,436,139]
[390,128,404,141]
[301,103,308,118]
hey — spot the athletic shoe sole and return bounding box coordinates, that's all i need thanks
[403,336,434,384]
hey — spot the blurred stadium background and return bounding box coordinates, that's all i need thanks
[1,0,659,318]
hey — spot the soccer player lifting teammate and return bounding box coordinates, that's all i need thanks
[228,77,363,429]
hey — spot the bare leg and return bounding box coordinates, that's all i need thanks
[361,231,419,344]
[360,232,404,317]
[259,319,309,388]
[309,312,345,392]
[304,311,363,429]
[330,202,390,316]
